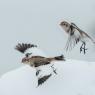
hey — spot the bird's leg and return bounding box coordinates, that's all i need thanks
[83,42,86,54]
[50,64,57,75]
[36,70,41,76]
[80,43,84,53]
[80,42,87,54]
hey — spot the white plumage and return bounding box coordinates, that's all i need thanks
[59,21,95,53]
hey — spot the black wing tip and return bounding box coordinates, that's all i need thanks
[37,74,52,87]
[15,43,37,53]
[71,22,76,26]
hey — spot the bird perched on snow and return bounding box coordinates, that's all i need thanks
[59,21,95,54]
[15,43,65,86]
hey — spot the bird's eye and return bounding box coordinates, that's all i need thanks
[65,24,68,27]
[25,53,32,57]
[63,23,65,25]
[26,54,29,57]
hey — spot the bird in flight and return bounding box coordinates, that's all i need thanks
[15,43,65,86]
[59,21,95,54]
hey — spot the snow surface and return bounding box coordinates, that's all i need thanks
[0,48,95,95]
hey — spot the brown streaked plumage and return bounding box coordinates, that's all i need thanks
[22,55,65,67]
[59,21,95,54]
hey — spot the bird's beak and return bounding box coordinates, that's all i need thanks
[59,22,61,25]
[21,58,24,63]
[21,57,30,64]
[21,57,26,63]
[59,22,62,26]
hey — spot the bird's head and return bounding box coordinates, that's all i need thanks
[21,53,32,64]
[22,57,30,64]
[59,21,70,33]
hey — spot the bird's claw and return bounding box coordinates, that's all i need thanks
[50,64,57,75]
[80,42,88,54]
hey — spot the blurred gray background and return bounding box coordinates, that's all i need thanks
[0,0,95,76]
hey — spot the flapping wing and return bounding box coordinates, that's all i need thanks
[15,43,37,53]
[65,23,81,51]
[71,23,95,44]
[38,74,52,86]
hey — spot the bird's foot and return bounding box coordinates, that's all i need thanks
[36,70,41,76]
[53,69,57,75]
[50,64,57,75]
[80,42,88,54]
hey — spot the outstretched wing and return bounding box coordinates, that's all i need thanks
[15,43,37,53]
[65,23,81,51]
[71,23,95,44]
[37,74,52,86]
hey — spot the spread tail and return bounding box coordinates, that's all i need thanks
[47,55,65,61]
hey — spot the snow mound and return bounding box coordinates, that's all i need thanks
[0,48,95,95]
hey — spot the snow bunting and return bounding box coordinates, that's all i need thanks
[59,21,95,54]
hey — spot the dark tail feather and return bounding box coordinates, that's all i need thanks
[54,55,65,61]
[38,74,52,86]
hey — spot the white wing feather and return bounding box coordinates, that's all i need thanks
[65,25,81,51]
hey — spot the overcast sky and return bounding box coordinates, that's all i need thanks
[0,0,95,76]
